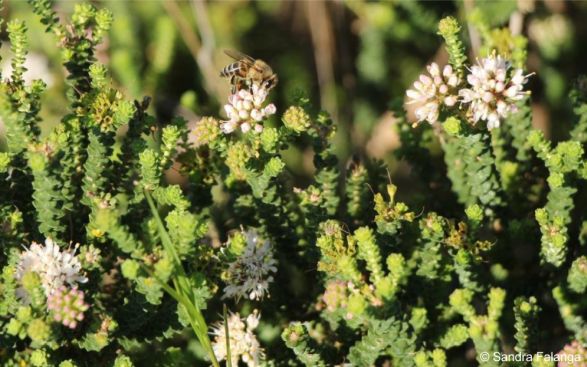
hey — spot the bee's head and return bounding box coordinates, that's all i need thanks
[265,74,278,90]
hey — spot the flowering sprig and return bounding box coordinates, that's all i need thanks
[222,230,277,301]
[15,238,88,303]
[211,310,264,367]
[221,84,276,134]
[406,53,531,130]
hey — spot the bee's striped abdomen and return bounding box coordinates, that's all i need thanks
[220,62,242,77]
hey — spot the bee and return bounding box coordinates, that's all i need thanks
[220,50,278,93]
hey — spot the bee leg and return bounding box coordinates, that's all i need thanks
[247,79,253,90]
[230,75,238,94]
[236,79,245,93]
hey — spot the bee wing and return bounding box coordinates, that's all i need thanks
[224,49,255,65]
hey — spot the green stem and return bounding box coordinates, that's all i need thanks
[224,304,232,367]
[145,190,220,367]
[144,266,210,348]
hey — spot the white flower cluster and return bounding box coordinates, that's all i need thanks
[222,230,277,301]
[15,238,88,303]
[406,62,460,124]
[211,310,264,367]
[459,54,529,129]
[406,54,531,130]
[222,84,276,134]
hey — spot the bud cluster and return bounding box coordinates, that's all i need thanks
[47,286,90,329]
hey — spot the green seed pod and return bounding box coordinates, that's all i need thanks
[568,256,587,294]
[27,318,50,343]
[194,117,221,146]
[282,106,311,133]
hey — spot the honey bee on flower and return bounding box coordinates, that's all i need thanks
[219,50,278,134]
[220,50,278,93]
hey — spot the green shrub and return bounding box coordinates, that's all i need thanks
[1,1,587,366]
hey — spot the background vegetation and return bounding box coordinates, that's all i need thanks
[2,1,587,366]
[3,0,586,178]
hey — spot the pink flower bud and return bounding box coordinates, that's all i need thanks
[444,95,458,107]
[241,123,251,133]
[264,104,276,115]
[238,109,249,119]
[442,65,453,77]
[250,109,264,122]
[419,74,432,85]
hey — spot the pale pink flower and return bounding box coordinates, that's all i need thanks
[47,286,90,329]
[459,54,531,129]
[222,230,277,301]
[16,238,87,303]
[221,84,275,134]
[211,310,264,367]
[406,62,461,124]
